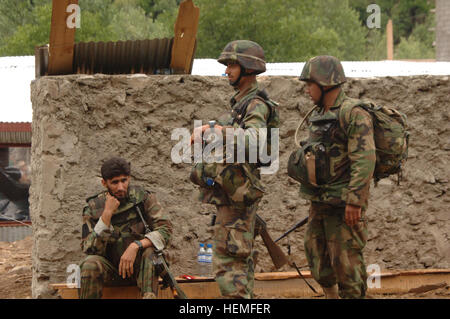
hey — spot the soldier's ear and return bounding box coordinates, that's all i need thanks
[101,179,107,188]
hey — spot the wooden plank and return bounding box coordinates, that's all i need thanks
[387,19,394,60]
[47,0,78,75]
[34,45,49,78]
[51,269,450,299]
[170,0,200,74]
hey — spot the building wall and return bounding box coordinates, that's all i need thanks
[436,0,450,61]
[30,74,450,298]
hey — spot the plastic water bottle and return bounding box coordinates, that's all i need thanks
[205,243,213,276]
[197,243,206,276]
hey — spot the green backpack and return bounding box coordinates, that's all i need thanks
[288,101,409,186]
[339,100,410,183]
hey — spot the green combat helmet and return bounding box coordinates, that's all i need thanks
[299,55,346,87]
[299,55,346,107]
[218,40,266,75]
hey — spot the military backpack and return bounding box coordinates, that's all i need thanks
[288,100,409,187]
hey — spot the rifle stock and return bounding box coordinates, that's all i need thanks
[256,215,289,269]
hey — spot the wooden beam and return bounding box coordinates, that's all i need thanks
[170,0,200,74]
[34,45,49,78]
[47,0,78,75]
[387,19,394,60]
[51,269,450,299]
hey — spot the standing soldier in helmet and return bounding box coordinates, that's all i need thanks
[293,56,376,298]
[189,40,279,299]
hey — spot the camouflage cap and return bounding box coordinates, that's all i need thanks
[217,40,266,74]
[299,55,346,86]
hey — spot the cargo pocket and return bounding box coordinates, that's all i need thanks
[225,226,252,259]
[216,164,264,206]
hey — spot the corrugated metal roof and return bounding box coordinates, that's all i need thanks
[73,38,174,75]
[0,131,31,144]
[0,222,32,242]
[0,122,32,144]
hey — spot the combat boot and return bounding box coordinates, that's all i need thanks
[322,285,339,299]
[142,292,156,299]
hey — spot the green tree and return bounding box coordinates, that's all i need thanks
[349,0,435,60]
[195,0,367,62]
[0,0,177,56]
[0,1,52,56]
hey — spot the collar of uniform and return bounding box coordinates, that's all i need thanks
[329,89,346,110]
[232,80,259,104]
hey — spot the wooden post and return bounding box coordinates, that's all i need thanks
[387,19,394,60]
[170,0,200,74]
[47,0,78,75]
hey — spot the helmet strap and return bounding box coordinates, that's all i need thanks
[231,66,256,87]
[318,84,341,108]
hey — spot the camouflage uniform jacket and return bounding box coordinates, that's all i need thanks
[198,81,271,206]
[81,185,172,266]
[299,90,376,210]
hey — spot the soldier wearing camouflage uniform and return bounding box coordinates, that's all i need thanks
[190,40,278,299]
[297,56,376,299]
[79,157,172,299]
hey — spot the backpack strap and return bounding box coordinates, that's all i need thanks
[338,99,371,137]
[231,90,273,127]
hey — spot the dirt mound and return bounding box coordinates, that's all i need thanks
[0,236,32,298]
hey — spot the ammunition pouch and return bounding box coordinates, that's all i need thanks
[190,162,264,206]
[190,162,224,188]
[287,141,329,188]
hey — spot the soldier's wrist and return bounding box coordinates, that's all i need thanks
[132,240,143,251]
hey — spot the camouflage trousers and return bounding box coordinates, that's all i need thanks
[304,202,368,299]
[213,203,258,299]
[79,248,156,299]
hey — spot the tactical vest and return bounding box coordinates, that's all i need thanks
[85,186,152,265]
[288,108,343,189]
[228,89,280,167]
[288,98,409,188]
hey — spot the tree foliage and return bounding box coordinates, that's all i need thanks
[0,0,436,60]
[195,0,367,62]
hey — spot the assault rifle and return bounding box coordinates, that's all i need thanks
[136,205,187,299]
[274,216,308,243]
[210,213,288,269]
[151,249,187,299]
[254,214,289,269]
[210,213,317,293]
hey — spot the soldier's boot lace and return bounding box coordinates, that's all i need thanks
[322,285,339,299]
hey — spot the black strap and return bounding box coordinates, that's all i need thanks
[231,90,272,127]
[135,204,151,234]
[292,261,318,294]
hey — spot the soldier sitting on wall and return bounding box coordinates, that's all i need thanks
[79,157,173,299]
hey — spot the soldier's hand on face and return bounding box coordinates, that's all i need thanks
[345,204,361,227]
[119,243,139,279]
[104,193,120,215]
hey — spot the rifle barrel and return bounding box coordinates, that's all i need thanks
[274,216,308,243]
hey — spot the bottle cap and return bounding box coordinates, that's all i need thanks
[206,178,215,186]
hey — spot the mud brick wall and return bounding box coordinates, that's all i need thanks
[30,74,450,298]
